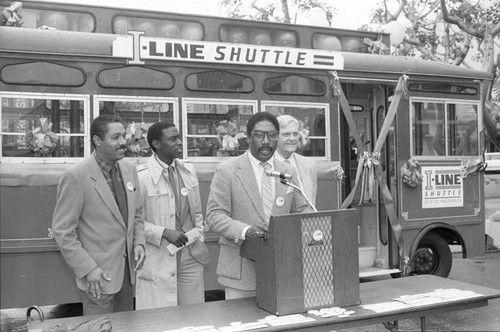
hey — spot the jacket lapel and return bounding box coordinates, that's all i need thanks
[236,152,268,225]
[118,160,134,230]
[89,157,126,229]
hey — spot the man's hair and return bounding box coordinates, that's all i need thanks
[90,114,122,149]
[277,114,299,129]
[147,122,176,153]
[246,112,279,136]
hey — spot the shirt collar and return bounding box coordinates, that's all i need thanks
[248,151,274,170]
[93,152,114,174]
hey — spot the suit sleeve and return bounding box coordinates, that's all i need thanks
[206,163,249,243]
[191,170,206,241]
[52,171,97,279]
[132,169,146,249]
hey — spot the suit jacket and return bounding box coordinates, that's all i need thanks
[294,153,318,206]
[135,156,209,309]
[52,156,145,294]
[206,151,311,291]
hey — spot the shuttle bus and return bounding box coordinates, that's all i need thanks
[0,0,491,310]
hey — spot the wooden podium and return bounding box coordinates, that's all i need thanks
[241,209,360,315]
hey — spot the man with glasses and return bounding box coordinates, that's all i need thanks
[275,115,318,206]
[206,112,311,299]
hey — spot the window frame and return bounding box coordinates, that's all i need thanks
[0,91,90,163]
[93,95,179,163]
[409,96,482,160]
[261,100,331,160]
[181,97,258,161]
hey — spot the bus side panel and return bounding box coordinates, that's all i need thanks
[0,185,80,308]
[0,251,79,308]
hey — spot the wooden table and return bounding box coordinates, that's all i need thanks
[28,275,500,332]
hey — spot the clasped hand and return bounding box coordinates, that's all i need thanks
[245,226,267,239]
[163,228,188,248]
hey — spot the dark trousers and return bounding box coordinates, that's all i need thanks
[80,259,133,316]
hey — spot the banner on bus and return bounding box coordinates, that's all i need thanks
[422,166,464,209]
[112,31,344,70]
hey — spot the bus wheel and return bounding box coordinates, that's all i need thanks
[413,233,452,277]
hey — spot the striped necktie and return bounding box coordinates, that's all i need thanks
[260,162,274,224]
[110,165,128,227]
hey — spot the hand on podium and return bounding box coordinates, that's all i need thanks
[245,226,267,239]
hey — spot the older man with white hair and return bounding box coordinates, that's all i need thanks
[275,114,318,206]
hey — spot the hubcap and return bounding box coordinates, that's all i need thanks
[414,247,437,274]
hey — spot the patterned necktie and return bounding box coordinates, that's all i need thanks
[260,162,274,223]
[167,166,181,226]
[111,165,128,227]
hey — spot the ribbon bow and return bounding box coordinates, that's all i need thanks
[359,152,380,204]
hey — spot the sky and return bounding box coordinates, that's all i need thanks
[42,0,379,30]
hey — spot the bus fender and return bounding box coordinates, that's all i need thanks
[409,222,466,260]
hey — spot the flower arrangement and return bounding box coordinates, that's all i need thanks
[125,122,151,156]
[25,118,59,156]
[1,2,23,27]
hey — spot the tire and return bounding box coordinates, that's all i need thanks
[413,232,452,277]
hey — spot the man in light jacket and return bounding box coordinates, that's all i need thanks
[275,114,318,206]
[206,112,311,299]
[52,114,146,315]
[136,122,209,310]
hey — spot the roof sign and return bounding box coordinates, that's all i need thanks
[112,30,344,70]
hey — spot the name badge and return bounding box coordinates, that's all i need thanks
[181,188,189,196]
[276,196,284,207]
[126,182,135,192]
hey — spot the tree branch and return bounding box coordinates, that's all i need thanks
[440,0,483,38]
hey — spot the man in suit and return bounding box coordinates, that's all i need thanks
[206,112,311,299]
[52,114,146,315]
[135,122,209,310]
[275,114,318,207]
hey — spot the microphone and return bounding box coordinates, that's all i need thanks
[265,170,292,180]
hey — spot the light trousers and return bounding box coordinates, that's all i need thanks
[177,247,205,305]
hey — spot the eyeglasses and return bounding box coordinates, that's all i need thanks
[251,130,279,141]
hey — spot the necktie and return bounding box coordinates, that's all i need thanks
[260,162,274,223]
[283,159,291,164]
[167,166,181,226]
[111,165,128,227]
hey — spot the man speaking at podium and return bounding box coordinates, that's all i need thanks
[206,112,312,299]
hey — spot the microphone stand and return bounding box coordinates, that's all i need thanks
[280,179,318,212]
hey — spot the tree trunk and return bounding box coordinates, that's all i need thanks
[280,0,291,23]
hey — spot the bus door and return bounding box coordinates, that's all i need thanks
[343,82,400,277]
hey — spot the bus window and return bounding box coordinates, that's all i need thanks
[182,99,256,158]
[412,101,446,156]
[262,101,328,158]
[95,97,176,158]
[22,9,95,32]
[264,75,326,96]
[98,67,174,90]
[1,94,88,159]
[411,100,479,157]
[447,103,478,156]
[185,71,254,92]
